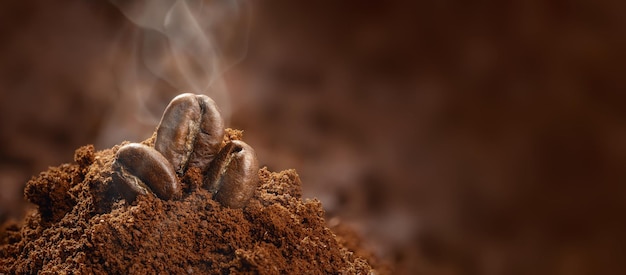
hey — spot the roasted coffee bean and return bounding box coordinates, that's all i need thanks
[205,140,259,208]
[155,93,225,175]
[112,143,182,201]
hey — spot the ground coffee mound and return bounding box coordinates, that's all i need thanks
[0,130,378,274]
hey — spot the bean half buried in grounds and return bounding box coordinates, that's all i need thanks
[154,93,225,176]
[112,143,182,201]
[205,140,260,208]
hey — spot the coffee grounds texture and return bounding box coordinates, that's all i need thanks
[0,129,380,274]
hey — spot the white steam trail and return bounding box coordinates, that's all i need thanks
[116,0,249,94]
[98,0,249,147]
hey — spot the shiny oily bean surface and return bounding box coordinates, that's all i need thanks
[113,143,182,201]
[155,93,224,175]
[205,140,259,208]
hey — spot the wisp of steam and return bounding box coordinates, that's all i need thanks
[98,0,249,148]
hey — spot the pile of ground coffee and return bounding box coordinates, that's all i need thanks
[0,130,378,274]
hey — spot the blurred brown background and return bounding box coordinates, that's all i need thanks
[1,0,626,274]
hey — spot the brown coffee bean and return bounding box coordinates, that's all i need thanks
[205,140,259,208]
[112,143,182,201]
[155,93,224,175]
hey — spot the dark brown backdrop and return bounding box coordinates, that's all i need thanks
[1,1,625,274]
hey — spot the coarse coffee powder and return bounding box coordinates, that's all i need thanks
[0,130,381,274]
